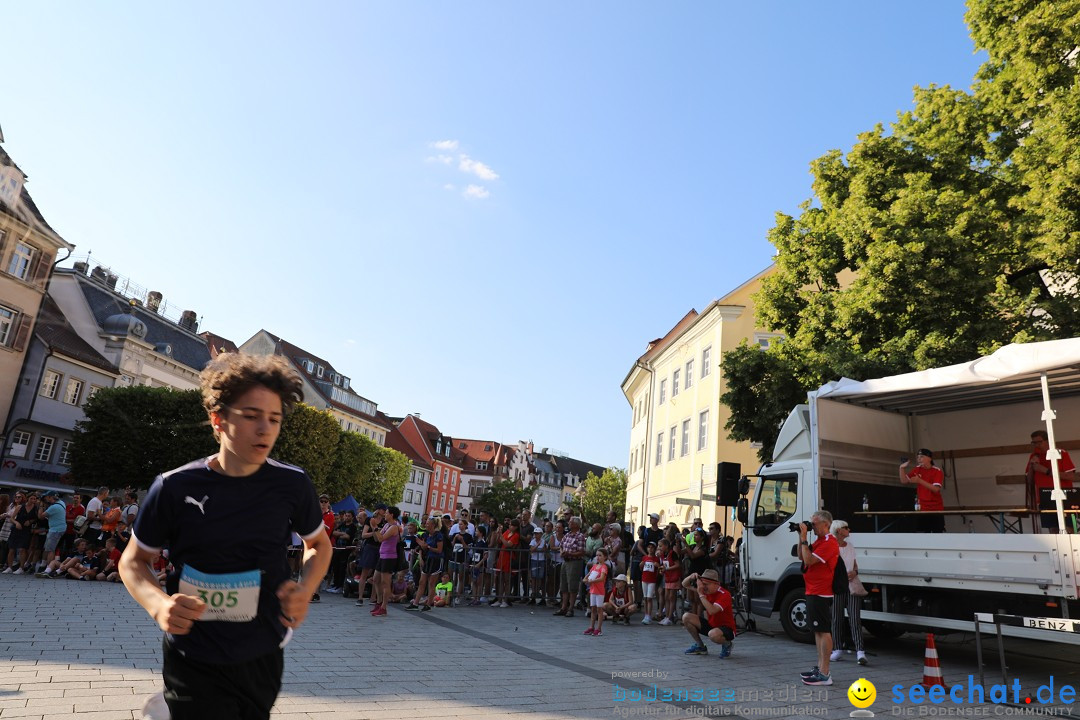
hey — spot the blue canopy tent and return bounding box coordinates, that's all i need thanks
[330,494,360,514]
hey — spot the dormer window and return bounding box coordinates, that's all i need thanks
[316,365,324,378]
[445,445,450,458]
[343,377,350,390]
[436,440,442,454]
[303,359,314,373]
[333,374,341,386]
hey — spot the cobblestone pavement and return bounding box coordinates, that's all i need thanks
[2,575,1078,719]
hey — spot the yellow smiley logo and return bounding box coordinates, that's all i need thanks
[847,678,876,709]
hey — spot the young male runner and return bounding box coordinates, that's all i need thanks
[120,353,332,719]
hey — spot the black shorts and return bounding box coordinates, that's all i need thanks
[806,595,833,633]
[375,557,398,573]
[423,557,444,576]
[698,615,735,642]
[162,638,283,720]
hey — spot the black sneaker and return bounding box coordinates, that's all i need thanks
[802,671,832,686]
[800,666,819,679]
[311,593,321,603]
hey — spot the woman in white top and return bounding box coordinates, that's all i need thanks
[830,520,867,665]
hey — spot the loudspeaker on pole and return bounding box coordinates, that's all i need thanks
[716,461,742,506]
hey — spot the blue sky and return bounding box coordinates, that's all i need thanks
[2,2,985,467]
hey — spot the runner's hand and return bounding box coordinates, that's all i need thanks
[154,594,206,634]
[277,580,311,629]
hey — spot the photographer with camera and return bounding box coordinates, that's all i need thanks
[680,568,734,657]
[795,511,839,686]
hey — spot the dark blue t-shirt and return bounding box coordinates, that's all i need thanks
[133,456,322,664]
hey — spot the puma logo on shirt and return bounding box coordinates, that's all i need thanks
[184,495,209,515]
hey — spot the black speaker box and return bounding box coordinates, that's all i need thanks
[716,461,742,506]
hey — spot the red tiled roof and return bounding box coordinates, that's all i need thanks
[400,415,464,469]
[199,331,239,356]
[385,425,432,469]
[451,438,505,475]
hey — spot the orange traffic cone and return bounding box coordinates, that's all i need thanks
[921,633,945,689]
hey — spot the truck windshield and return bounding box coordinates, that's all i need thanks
[753,475,798,529]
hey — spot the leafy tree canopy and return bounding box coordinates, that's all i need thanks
[70,386,216,490]
[473,480,538,521]
[272,403,340,489]
[722,0,1080,459]
[579,468,627,526]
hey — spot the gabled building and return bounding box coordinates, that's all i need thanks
[0,137,75,430]
[451,438,512,512]
[620,265,777,528]
[532,450,606,520]
[384,422,431,519]
[395,414,464,517]
[199,331,239,359]
[48,265,212,391]
[239,330,392,444]
[0,296,119,490]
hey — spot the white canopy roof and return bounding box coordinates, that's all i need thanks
[812,337,1080,415]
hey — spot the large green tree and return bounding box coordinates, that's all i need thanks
[70,386,216,489]
[579,468,627,526]
[271,403,340,489]
[723,0,1080,458]
[473,480,539,521]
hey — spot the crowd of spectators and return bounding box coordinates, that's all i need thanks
[313,502,739,635]
[0,487,170,583]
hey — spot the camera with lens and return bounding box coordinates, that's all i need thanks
[787,520,813,532]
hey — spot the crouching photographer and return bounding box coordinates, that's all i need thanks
[795,511,838,686]
[680,569,735,658]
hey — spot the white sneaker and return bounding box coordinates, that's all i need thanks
[12,568,24,575]
[659,617,672,626]
[499,601,509,608]
[142,692,171,719]
[830,649,843,662]
[1,567,11,574]
[479,596,488,603]
[642,615,652,625]
[857,651,868,666]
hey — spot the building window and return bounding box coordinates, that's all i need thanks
[655,432,663,466]
[659,379,666,404]
[404,489,412,503]
[681,419,690,456]
[440,492,446,508]
[7,242,35,280]
[86,385,103,401]
[698,410,709,451]
[685,360,694,389]
[754,333,784,350]
[630,449,636,473]
[9,430,31,458]
[316,365,324,378]
[672,369,680,397]
[477,461,488,471]
[701,346,712,378]
[39,370,62,399]
[58,439,74,466]
[63,378,83,405]
[0,305,17,346]
[668,426,677,461]
[34,435,55,463]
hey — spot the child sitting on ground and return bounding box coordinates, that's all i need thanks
[38,539,88,578]
[603,574,637,625]
[96,537,122,582]
[433,572,454,607]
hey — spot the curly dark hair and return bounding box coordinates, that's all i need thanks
[200,353,304,423]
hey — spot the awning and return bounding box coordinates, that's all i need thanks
[814,338,1080,415]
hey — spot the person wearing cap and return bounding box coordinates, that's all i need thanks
[528,525,548,605]
[34,490,66,574]
[680,569,735,657]
[1026,429,1076,532]
[644,513,664,550]
[899,449,945,532]
[603,573,637,625]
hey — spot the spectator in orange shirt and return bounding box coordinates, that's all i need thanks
[1027,430,1076,532]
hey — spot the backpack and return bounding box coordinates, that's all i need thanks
[74,515,89,536]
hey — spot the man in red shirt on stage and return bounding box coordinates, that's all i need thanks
[797,511,839,686]
[900,449,945,533]
[1027,430,1076,532]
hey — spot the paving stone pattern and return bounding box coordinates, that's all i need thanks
[1,575,1078,719]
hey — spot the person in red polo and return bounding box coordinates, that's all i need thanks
[679,569,735,657]
[1027,430,1076,532]
[797,511,839,686]
[900,449,945,533]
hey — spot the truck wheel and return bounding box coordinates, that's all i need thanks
[864,620,905,640]
[779,588,814,644]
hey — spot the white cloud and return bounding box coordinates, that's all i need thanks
[459,154,499,181]
[464,184,490,199]
[430,140,459,151]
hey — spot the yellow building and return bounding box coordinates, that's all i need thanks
[0,139,74,430]
[621,265,779,529]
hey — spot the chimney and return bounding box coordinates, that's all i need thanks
[179,310,198,332]
[147,291,162,314]
[527,441,534,454]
